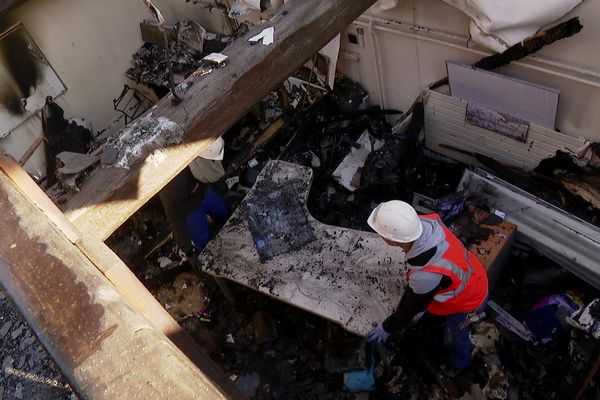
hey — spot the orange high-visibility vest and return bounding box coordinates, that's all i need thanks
[409,214,488,316]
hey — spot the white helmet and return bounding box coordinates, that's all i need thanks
[367,200,423,243]
[199,137,225,161]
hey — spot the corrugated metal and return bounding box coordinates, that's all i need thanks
[459,169,600,289]
[424,90,586,170]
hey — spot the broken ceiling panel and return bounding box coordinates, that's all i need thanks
[441,0,583,52]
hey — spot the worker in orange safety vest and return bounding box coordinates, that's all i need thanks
[366,200,488,371]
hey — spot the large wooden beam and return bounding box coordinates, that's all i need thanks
[61,0,376,240]
[0,154,245,399]
[0,169,244,399]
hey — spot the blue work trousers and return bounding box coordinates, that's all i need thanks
[185,187,230,251]
[443,301,487,370]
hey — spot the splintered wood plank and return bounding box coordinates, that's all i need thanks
[61,0,377,240]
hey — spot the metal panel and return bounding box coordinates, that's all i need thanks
[448,62,560,129]
[458,168,600,289]
[424,90,586,170]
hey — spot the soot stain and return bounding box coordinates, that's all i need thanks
[0,28,41,115]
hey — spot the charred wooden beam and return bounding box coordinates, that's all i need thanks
[430,17,583,90]
[0,149,244,399]
[61,0,377,240]
[0,167,245,399]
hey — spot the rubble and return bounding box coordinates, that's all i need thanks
[248,27,275,46]
[567,299,600,338]
[126,20,228,94]
[101,113,184,168]
[102,72,600,399]
[42,98,93,187]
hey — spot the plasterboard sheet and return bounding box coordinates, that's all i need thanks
[459,169,600,289]
[198,161,406,336]
[447,61,559,129]
[424,90,586,170]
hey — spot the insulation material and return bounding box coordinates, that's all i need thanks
[198,161,406,336]
[442,0,583,52]
[333,131,384,192]
[369,0,399,14]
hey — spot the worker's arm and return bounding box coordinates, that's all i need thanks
[382,275,451,332]
[366,274,451,343]
[367,246,450,343]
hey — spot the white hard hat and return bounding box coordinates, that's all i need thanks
[367,200,423,243]
[199,137,225,160]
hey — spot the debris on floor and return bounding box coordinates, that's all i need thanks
[104,69,600,399]
[126,20,229,96]
[42,97,93,187]
[568,298,600,338]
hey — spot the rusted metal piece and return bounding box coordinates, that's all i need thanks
[0,170,241,399]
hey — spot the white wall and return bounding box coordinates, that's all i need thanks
[3,0,599,178]
[338,0,600,143]
[0,0,228,177]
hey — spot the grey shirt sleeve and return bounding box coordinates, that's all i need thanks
[408,270,444,294]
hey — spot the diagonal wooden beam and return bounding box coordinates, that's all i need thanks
[60,0,377,240]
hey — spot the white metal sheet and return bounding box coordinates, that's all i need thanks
[459,169,600,289]
[448,62,560,129]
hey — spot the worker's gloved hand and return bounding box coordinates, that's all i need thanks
[366,321,390,343]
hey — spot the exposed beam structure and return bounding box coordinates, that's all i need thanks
[60,0,377,240]
[0,165,245,399]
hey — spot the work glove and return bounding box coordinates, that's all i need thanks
[366,321,390,343]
